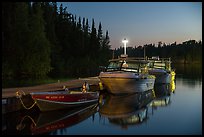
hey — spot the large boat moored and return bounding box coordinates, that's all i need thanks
[99,57,155,95]
[148,57,176,84]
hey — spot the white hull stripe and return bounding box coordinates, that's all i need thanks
[35,98,98,105]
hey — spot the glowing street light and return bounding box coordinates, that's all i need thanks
[122,38,128,55]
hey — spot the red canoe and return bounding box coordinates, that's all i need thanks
[30,90,99,111]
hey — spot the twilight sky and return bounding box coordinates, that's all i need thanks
[58,2,202,49]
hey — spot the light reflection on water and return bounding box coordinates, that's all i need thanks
[2,64,202,135]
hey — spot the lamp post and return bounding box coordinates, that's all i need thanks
[144,45,146,59]
[122,38,128,55]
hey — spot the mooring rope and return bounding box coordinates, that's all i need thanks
[16,90,37,110]
[16,115,37,131]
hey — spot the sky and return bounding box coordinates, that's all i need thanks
[58,2,202,49]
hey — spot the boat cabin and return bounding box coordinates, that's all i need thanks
[106,58,150,74]
[147,57,171,72]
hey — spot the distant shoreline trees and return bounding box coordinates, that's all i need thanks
[113,40,202,64]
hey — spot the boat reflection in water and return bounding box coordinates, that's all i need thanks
[151,79,176,108]
[99,90,154,129]
[15,103,98,135]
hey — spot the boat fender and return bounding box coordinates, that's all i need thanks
[82,81,89,93]
[65,88,69,92]
[63,86,69,92]
[16,90,26,98]
[99,82,104,90]
[99,94,103,105]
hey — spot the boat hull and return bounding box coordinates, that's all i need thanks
[99,72,155,94]
[31,92,99,111]
[149,69,173,84]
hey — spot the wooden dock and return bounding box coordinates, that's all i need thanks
[2,77,101,114]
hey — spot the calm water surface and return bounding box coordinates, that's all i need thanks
[2,64,202,135]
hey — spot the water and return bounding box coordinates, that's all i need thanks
[2,64,202,135]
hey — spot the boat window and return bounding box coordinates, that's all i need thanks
[149,61,168,69]
[121,63,140,73]
[107,61,122,71]
[154,62,166,67]
[153,62,166,69]
[154,66,165,69]
[149,62,154,67]
[127,63,139,69]
[140,63,148,68]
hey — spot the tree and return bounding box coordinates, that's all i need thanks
[2,2,22,78]
[77,16,82,30]
[90,18,98,56]
[2,2,114,80]
[98,22,103,48]
[99,30,111,65]
[26,2,51,78]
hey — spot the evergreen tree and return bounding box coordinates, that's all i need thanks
[77,16,82,30]
[90,18,98,56]
[82,17,85,32]
[2,2,114,80]
[98,22,103,48]
[26,2,51,78]
[41,2,61,77]
[2,2,27,78]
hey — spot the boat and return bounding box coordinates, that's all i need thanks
[98,57,156,94]
[99,91,154,128]
[147,56,176,84]
[30,90,99,112]
[98,38,156,95]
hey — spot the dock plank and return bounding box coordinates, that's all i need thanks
[2,77,100,98]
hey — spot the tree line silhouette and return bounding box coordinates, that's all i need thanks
[2,2,202,81]
[113,40,202,64]
[2,2,112,80]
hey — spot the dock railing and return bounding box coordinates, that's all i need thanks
[147,57,171,62]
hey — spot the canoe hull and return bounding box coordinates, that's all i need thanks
[31,92,99,111]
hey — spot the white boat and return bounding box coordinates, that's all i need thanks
[98,57,155,95]
[148,57,176,84]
